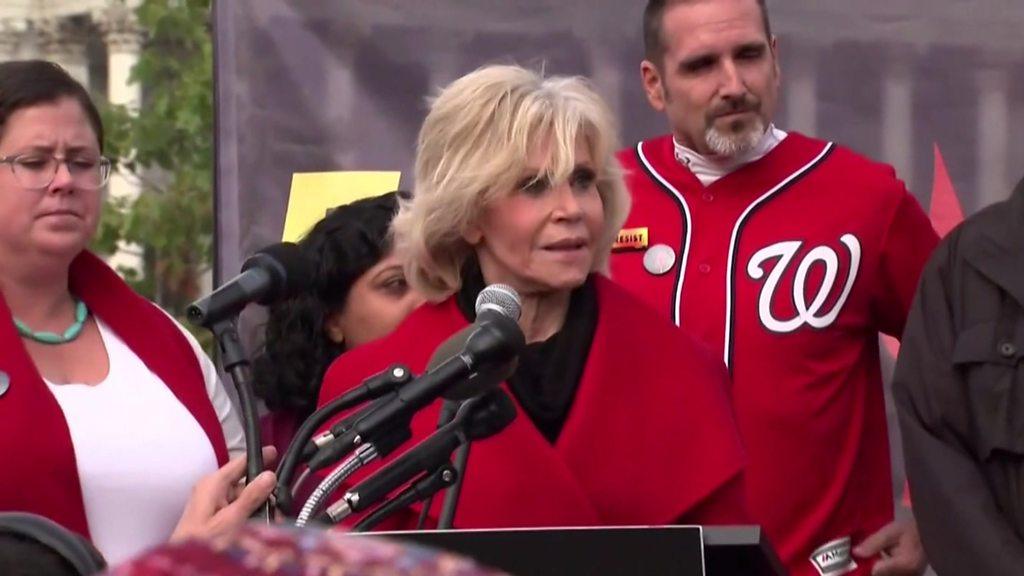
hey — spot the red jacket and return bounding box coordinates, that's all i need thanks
[317,276,747,528]
[0,251,229,540]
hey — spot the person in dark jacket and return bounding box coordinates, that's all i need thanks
[893,175,1024,575]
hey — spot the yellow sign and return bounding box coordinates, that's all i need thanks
[612,227,649,252]
[281,171,402,242]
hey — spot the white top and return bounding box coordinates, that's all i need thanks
[45,317,245,565]
[673,125,788,186]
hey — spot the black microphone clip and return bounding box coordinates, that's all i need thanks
[325,389,517,523]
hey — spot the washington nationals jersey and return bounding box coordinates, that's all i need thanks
[611,132,939,576]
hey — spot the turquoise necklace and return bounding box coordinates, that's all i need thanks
[14,300,89,345]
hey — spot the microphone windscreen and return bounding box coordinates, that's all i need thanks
[241,242,316,304]
[475,284,521,321]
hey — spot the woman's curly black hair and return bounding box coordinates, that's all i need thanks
[252,191,401,419]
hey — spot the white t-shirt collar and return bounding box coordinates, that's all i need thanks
[673,125,788,186]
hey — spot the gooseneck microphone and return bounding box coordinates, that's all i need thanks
[428,284,521,401]
[293,284,524,526]
[430,284,522,528]
[305,284,525,473]
[325,389,517,523]
[186,242,315,329]
[186,242,315,522]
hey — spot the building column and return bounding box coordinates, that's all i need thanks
[38,17,90,86]
[881,50,915,191]
[784,39,818,137]
[975,57,1011,207]
[0,19,25,61]
[98,4,146,275]
[585,38,624,119]
[102,7,143,112]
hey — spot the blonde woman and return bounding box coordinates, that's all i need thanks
[318,65,748,529]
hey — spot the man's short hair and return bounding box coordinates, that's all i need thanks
[643,0,773,67]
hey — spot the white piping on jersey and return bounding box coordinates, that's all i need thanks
[637,140,692,327]
[722,141,835,367]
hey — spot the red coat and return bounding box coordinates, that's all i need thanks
[317,276,747,528]
[0,251,229,540]
[612,133,939,575]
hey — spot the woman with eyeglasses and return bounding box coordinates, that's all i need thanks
[0,60,271,564]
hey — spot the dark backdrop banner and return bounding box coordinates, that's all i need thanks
[214,0,1024,495]
[214,0,1024,280]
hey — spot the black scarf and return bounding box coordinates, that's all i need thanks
[456,259,598,443]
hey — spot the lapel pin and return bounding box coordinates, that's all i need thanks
[643,244,676,276]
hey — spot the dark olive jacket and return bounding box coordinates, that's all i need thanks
[894,176,1024,575]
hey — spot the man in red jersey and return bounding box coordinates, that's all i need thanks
[610,1,940,575]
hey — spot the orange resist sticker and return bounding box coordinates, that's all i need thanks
[612,227,649,252]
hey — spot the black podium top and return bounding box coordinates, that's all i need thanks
[378,525,786,576]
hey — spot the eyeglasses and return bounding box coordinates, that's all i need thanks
[0,153,112,191]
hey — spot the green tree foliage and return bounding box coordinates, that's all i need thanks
[93,0,213,323]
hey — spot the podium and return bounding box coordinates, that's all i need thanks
[384,525,786,575]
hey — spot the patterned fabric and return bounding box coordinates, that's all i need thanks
[107,523,508,576]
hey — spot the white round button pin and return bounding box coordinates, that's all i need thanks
[643,244,676,276]
[0,371,9,398]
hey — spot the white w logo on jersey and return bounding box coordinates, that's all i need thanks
[747,234,862,333]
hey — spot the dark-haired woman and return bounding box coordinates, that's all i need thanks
[253,192,424,456]
[0,60,256,564]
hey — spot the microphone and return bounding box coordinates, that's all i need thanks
[432,283,522,397]
[306,284,524,472]
[186,242,315,328]
[474,283,521,319]
[186,243,315,522]
[325,389,517,522]
[431,283,521,427]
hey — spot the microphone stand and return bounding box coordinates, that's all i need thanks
[420,398,477,530]
[437,443,469,529]
[418,399,459,529]
[210,317,271,522]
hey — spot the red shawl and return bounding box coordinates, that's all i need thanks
[0,251,229,540]
[317,276,747,528]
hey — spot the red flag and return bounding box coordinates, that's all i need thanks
[882,144,964,361]
[928,144,965,237]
